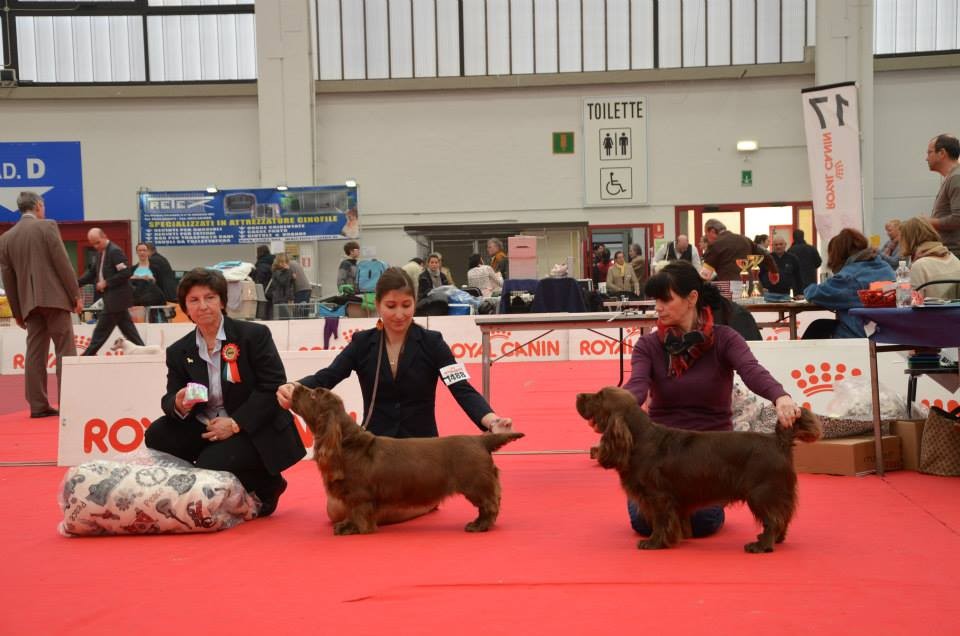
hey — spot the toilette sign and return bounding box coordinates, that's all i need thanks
[583,96,648,206]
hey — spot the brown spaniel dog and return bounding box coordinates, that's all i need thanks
[291,384,523,535]
[576,386,821,553]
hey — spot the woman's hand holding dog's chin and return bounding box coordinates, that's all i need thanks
[482,413,514,434]
[774,395,801,428]
[276,383,295,410]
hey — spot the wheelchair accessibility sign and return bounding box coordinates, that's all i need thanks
[582,96,647,206]
[600,168,632,200]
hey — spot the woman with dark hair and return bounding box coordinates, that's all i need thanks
[144,268,305,517]
[276,267,513,522]
[130,242,166,308]
[623,260,800,538]
[466,253,503,297]
[801,228,896,339]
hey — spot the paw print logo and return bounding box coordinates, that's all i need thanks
[490,329,512,341]
[624,326,644,339]
[341,328,362,343]
[921,398,960,412]
[74,334,92,352]
[790,362,862,407]
[764,327,790,341]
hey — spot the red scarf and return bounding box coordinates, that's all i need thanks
[656,306,716,377]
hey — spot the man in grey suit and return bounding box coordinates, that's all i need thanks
[78,227,145,355]
[0,192,83,418]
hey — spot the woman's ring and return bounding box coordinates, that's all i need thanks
[211,435,218,441]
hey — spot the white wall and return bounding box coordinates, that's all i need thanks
[4,65,960,294]
[873,67,960,229]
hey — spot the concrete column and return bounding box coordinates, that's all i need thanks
[814,0,874,232]
[255,0,316,188]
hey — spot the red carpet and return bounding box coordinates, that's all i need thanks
[1,362,959,634]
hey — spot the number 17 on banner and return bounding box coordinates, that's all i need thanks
[800,81,863,239]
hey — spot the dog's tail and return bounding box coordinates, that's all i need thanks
[481,432,525,453]
[775,408,822,453]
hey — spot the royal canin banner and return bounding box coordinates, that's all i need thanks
[801,81,863,243]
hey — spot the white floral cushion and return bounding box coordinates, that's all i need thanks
[58,451,259,537]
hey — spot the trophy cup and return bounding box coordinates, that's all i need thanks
[748,254,764,299]
[735,258,751,300]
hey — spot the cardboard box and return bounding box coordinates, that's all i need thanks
[891,419,926,471]
[793,435,902,475]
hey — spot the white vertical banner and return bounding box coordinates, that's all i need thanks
[801,81,863,244]
[583,96,648,206]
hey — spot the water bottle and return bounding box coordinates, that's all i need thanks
[895,260,912,307]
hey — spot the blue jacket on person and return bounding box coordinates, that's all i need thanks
[802,251,896,338]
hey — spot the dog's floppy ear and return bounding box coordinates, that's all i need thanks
[596,410,634,471]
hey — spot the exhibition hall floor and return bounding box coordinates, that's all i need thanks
[2,361,958,634]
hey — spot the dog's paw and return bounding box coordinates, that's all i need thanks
[333,520,361,535]
[743,541,774,553]
[464,520,492,533]
[637,538,668,550]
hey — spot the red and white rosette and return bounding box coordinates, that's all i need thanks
[222,343,241,383]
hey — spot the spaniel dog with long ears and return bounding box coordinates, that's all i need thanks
[291,384,523,535]
[576,386,821,553]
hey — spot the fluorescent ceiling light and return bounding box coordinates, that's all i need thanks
[205,186,218,194]
[345,179,357,188]
[276,185,289,191]
[736,140,759,152]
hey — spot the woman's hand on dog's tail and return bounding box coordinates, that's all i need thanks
[482,413,514,434]
[773,395,802,428]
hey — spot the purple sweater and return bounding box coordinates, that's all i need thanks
[623,325,787,432]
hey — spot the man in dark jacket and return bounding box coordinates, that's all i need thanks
[702,218,779,282]
[78,228,144,355]
[787,228,822,289]
[760,236,804,296]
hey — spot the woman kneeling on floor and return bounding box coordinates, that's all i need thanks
[145,268,305,517]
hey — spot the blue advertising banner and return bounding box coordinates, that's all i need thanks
[0,142,84,222]
[139,186,359,246]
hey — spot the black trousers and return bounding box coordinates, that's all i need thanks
[83,309,145,355]
[144,415,279,497]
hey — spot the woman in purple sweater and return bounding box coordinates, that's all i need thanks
[623,260,802,538]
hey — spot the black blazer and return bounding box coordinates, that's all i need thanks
[162,316,305,474]
[78,241,134,312]
[417,270,450,300]
[149,252,178,302]
[299,323,491,438]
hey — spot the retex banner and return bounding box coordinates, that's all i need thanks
[801,82,863,243]
[139,185,359,246]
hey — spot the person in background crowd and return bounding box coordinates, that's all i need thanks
[418,253,450,300]
[606,250,640,297]
[702,219,778,283]
[879,219,901,267]
[487,238,509,279]
[628,244,645,286]
[0,191,82,418]
[145,268,304,517]
[760,236,804,297]
[146,243,178,302]
[130,242,166,308]
[926,133,960,258]
[898,216,960,301]
[78,227,145,355]
[288,256,312,303]
[253,245,275,288]
[337,241,360,292]
[437,252,455,287]
[754,234,770,254]
[267,252,295,313]
[467,253,503,297]
[276,267,512,525]
[787,229,822,289]
[401,257,424,300]
[652,234,702,273]
[592,244,612,288]
[801,228,896,339]
[699,233,710,258]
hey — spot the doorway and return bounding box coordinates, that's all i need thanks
[675,202,817,252]
[588,224,658,289]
